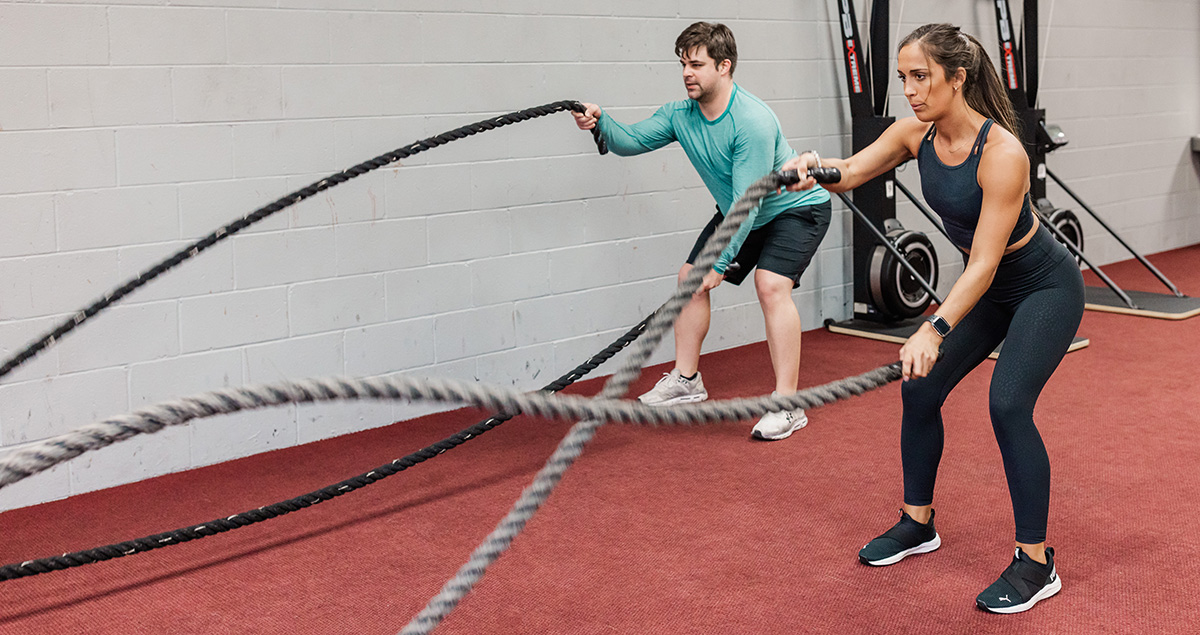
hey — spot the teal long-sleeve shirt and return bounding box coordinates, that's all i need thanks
[597,84,830,274]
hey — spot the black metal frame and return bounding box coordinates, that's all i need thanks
[834,0,942,318]
[991,0,1186,310]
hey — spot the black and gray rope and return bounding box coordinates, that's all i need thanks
[0,101,605,383]
[0,311,653,582]
[0,361,900,495]
[397,172,899,634]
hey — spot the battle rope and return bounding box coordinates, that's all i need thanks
[0,101,605,383]
[0,363,900,497]
[0,152,901,635]
[0,172,902,619]
[0,311,653,582]
[397,171,896,634]
[0,171,902,621]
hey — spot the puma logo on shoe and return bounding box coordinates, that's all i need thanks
[999,595,1010,603]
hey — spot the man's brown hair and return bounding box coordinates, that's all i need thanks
[675,21,737,74]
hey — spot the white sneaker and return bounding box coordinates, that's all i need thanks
[638,370,708,407]
[751,392,808,440]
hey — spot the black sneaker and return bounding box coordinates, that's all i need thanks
[975,547,1062,614]
[858,509,941,566]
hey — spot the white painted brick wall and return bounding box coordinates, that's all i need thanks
[343,318,436,377]
[49,68,175,128]
[0,250,122,320]
[179,176,292,236]
[385,264,472,319]
[334,219,426,275]
[0,194,56,257]
[173,67,284,123]
[0,69,50,131]
[243,331,343,383]
[108,7,226,66]
[117,240,236,303]
[117,125,234,186]
[470,253,551,306]
[130,349,244,407]
[295,401,397,445]
[57,301,179,374]
[434,304,515,363]
[234,121,338,178]
[227,10,331,65]
[287,173,384,228]
[56,185,180,250]
[0,5,108,66]
[0,368,129,444]
[70,427,192,495]
[179,287,288,352]
[0,129,116,195]
[0,317,62,383]
[0,1,1197,511]
[233,227,337,288]
[288,274,387,336]
[189,408,297,467]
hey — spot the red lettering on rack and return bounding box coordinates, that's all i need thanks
[1003,43,1018,89]
[847,40,863,93]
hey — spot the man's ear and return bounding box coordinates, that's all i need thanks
[719,58,732,75]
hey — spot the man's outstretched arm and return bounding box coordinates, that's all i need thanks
[573,102,676,156]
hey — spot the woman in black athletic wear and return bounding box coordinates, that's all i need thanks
[782,23,1083,614]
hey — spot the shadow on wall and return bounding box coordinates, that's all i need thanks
[1191,136,1200,181]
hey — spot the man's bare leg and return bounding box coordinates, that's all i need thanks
[674,263,710,377]
[755,268,801,394]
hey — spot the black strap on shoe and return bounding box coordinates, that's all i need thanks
[999,553,1052,601]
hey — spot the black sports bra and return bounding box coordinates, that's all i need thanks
[917,119,1034,251]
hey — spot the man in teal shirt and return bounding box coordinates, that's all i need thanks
[573,21,831,440]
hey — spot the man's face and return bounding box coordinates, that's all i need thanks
[680,46,728,102]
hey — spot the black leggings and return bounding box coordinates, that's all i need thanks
[900,225,1084,544]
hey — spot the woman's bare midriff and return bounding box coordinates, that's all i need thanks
[960,216,1040,257]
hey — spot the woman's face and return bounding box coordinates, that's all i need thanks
[897,43,959,122]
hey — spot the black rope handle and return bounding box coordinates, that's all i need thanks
[774,166,842,185]
[0,311,650,582]
[0,101,606,382]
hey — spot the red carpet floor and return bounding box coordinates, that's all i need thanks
[2,245,1200,634]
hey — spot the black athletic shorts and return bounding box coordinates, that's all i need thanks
[686,200,832,288]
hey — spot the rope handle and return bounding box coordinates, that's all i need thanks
[774,166,842,185]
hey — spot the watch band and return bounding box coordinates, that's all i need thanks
[927,314,952,338]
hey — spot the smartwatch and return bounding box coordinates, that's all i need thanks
[927,314,952,338]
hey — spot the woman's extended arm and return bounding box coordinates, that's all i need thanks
[781,117,926,193]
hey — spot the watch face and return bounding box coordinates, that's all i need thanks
[930,316,950,336]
